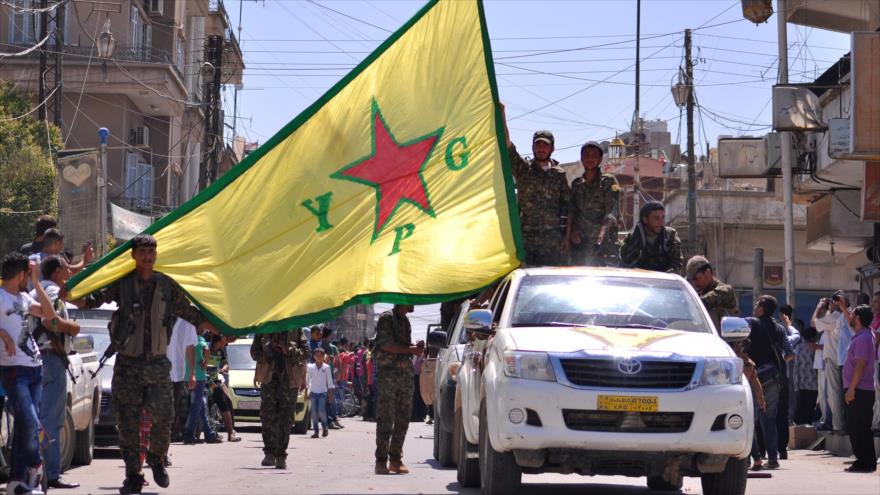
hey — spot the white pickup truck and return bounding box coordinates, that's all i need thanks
[456,267,753,495]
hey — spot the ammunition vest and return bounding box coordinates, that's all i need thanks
[112,272,175,360]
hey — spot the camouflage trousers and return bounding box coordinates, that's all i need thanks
[259,378,295,458]
[112,357,173,477]
[523,232,563,267]
[170,381,189,441]
[375,365,414,463]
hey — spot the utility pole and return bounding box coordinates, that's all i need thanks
[37,0,64,126]
[632,0,641,227]
[200,35,224,191]
[685,29,698,255]
[98,128,109,256]
[777,0,796,307]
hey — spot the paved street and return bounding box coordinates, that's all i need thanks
[43,419,879,495]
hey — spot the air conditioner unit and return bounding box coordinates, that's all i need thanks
[146,0,164,16]
[132,126,150,147]
[772,85,825,132]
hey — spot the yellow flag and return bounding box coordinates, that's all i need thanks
[67,0,522,334]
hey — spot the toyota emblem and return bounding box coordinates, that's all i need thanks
[617,358,642,375]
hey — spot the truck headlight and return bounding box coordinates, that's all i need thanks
[503,351,556,381]
[698,358,743,386]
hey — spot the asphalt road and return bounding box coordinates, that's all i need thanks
[37,418,880,495]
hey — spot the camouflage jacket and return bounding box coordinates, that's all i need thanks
[700,278,740,331]
[251,330,310,388]
[374,311,413,370]
[508,144,570,236]
[569,172,620,244]
[619,223,683,274]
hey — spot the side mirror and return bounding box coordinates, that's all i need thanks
[464,309,494,337]
[72,335,95,354]
[427,330,448,350]
[720,317,751,342]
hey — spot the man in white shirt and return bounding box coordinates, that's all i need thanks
[167,318,197,443]
[305,348,335,438]
[814,331,830,428]
[1,253,58,495]
[813,295,845,432]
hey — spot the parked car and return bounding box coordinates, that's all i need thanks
[427,301,471,467]
[226,339,311,433]
[455,267,753,495]
[69,305,117,447]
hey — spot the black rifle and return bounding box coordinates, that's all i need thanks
[90,342,116,379]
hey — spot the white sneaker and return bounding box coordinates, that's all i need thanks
[7,480,45,495]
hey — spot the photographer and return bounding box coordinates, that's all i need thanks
[813,293,847,433]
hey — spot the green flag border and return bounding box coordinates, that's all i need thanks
[66,0,523,336]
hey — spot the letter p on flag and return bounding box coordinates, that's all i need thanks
[66,0,523,335]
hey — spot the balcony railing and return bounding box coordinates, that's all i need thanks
[0,43,184,81]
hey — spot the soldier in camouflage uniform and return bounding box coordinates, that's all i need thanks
[82,234,217,495]
[619,201,684,274]
[500,105,569,266]
[251,329,309,469]
[567,142,621,266]
[374,304,424,475]
[686,256,739,331]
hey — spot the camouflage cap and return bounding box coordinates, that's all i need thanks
[532,130,554,145]
[580,141,603,157]
[685,255,712,280]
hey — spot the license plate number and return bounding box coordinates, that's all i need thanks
[597,395,658,412]
[238,400,261,410]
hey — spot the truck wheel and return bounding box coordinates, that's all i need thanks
[479,400,521,495]
[432,417,441,461]
[647,474,682,491]
[73,417,95,465]
[700,457,748,495]
[60,406,75,472]
[456,408,480,487]
[437,412,454,467]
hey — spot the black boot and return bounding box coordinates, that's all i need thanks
[119,474,145,495]
[149,462,170,488]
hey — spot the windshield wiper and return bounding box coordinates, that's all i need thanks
[613,323,666,330]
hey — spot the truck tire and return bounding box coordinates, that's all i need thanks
[700,457,748,495]
[60,406,75,472]
[647,474,682,491]
[479,400,521,495]
[456,409,480,487]
[73,417,95,465]
[432,417,440,461]
[437,412,454,467]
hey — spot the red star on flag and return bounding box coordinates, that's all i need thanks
[332,100,443,240]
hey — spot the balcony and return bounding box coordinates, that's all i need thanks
[785,0,880,33]
[207,0,244,86]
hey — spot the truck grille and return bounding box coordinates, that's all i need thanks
[562,409,693,433]
[100,393,112,409]
[559,359,696,389]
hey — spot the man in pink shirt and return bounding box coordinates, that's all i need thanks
[843,305,877,472]
[870,292,880,434]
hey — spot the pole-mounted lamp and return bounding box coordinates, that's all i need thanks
[741,0,774,24]
[96,19,116,58]
[671,69,690,108]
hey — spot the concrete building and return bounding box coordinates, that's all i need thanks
[0,0,244,228]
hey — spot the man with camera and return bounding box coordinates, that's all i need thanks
[813,292,849,433]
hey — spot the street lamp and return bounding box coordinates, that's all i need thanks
[741,0,773,24]
[609,135,625,161]
[671,69,690,108]
[96,19,116,58]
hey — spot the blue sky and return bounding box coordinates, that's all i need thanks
[224,0,850,165]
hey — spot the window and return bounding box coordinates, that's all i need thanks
[130,5,141,52]
[9,0,35,44]
[143,23,152,60]
[175,37,185,75]
[124,152,153,206]
[509,275,711,332]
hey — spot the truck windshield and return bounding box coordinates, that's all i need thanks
[510,275,710,333]
[226,344,256,370]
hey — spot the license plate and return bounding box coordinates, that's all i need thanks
[597,395,658,412]
[238,400,261,410]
